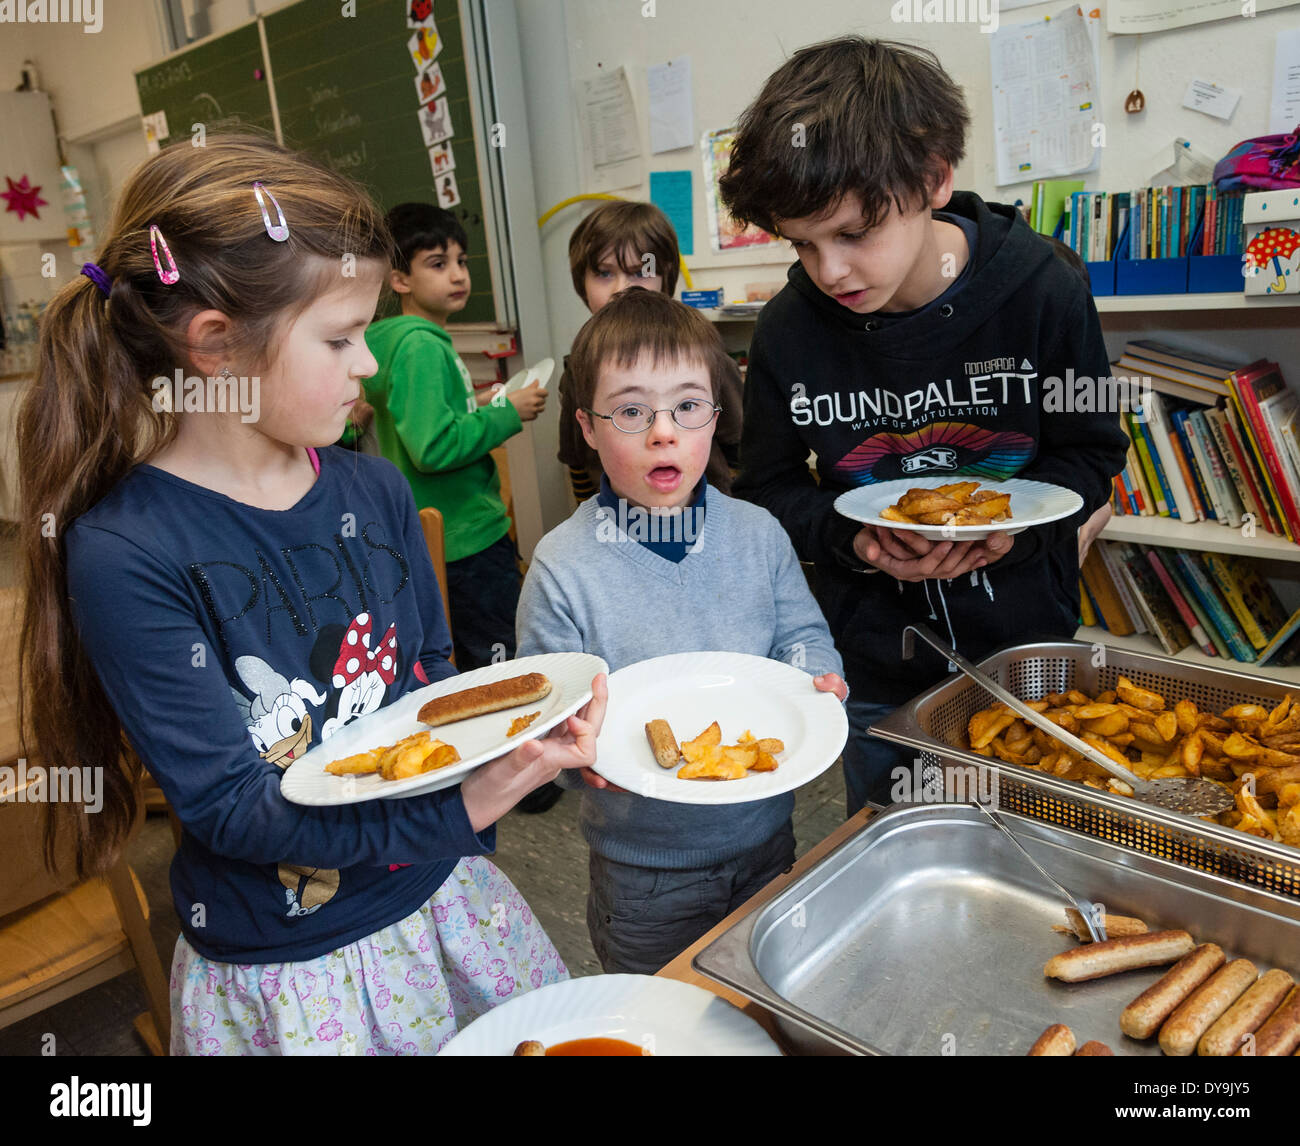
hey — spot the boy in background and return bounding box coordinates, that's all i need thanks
[367,205,558,813]
[557,200,741,502]
[518,289,846,974]
[366,203,546,674]
[718,37,1127,814]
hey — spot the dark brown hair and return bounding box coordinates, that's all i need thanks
[568,201,680,303]
[719,36,969,233]
[567,289,734,414]
[18,132,391,878]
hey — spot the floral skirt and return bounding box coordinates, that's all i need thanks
[169,857,567,1055]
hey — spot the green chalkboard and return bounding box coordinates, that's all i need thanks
[264,0,496,324]
[134,20,275,146]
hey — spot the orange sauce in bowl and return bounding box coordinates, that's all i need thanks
[544,1037,647,1056]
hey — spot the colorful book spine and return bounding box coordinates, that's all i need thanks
[1118,415,1152,514]
[1230,366,1300,541]
[1143,393,1197,522]
[1202,554,1267,648]
[1081,546,1136,636]
[1129,413,1168,515]
[1170,409,1213,521]
[1079,577,1098,627]
[1135,412,1177,517]
[1191,410,1243,527]
[1114,544,1190,655]
[1169,550,1255,662]
[1205,407,1261,527]
[1145,547,1217,656]
[1098,541,1148,634]
[1167,556,1232,659]
[1184,411,1227,524]
[1257,607,1300,667]
[1220,399,1280,534]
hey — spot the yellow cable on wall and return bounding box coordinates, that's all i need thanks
[537,192,694,291]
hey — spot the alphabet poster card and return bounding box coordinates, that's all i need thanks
[419,96,454,147]
[428,140,456,178]
[436,171,461,209]
[415,62,445,103]
[407,26,442,70]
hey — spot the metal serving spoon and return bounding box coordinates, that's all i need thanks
[900,624,1236,817]
[968,799,1108,942]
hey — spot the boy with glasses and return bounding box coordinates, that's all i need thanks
[516,288,846,974]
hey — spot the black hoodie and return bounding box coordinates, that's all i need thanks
[735,192,1129,704]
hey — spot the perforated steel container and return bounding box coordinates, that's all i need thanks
[870,640,1300,901]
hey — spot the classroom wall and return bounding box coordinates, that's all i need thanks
[521,0,1300,375]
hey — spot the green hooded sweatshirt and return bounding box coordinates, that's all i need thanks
[364,314,522,562]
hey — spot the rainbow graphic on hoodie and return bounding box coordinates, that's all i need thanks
[832,421,1036,485]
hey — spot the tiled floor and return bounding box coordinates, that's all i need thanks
[0,761,847,1055]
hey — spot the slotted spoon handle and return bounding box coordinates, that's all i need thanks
[901,624,1143,788]
[900,624,1235,816]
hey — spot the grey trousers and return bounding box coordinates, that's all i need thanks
[586,823,797,975]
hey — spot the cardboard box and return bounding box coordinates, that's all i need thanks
[1243,189,1300,297]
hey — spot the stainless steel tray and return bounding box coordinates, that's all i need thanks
[870,640,1300,900]
[693,803,1300,1056]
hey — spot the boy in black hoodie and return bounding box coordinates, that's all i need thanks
[719,37,1128,814]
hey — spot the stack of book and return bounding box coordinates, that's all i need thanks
[1080,541,1300,667]
[1064,186,1245,262]
[1111,341,1300,543]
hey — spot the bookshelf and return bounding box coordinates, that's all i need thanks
[703,293,1300,320]
[1095,294,1300,314]
[1074,625,1300,687]
[1100,514,1299,560]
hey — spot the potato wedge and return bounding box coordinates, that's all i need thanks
[1116,676,1166,712]
[681,721,722,761]
[1174,699,1200,736]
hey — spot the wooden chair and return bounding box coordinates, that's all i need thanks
[418,506,454,661]
[490,446,517,547]
[0,588,171,1054]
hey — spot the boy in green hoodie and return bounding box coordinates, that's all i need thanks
[365,203,547,672]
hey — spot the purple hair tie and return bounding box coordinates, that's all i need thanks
[81,262,112,298]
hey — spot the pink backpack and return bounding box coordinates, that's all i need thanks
[1213,125,1300,191]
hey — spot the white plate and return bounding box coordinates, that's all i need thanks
[502,356,555,395]
[437,974,781,1056]
[834,477,1084,541]
[591,652,848,805]
[280,652,607,806]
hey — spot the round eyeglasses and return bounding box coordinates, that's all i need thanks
[583,399,721,434]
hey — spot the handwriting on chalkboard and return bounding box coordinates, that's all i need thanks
[315,110,363,136]
[139,60,194,97]
[308,85,340,107]
[324,141,369,172]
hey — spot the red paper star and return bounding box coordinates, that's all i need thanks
[1,175,49,222]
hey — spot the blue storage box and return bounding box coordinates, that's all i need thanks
[680,288,724,308]
[1187,253,1242,293]
[1115,256,1188,294]
[1084,260,1115,296]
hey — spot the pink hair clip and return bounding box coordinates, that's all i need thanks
[253,181,289,242]
[149,224,179,285]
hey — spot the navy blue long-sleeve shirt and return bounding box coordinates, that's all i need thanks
[66,447,492,963]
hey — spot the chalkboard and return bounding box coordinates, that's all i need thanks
[134,20,275,147]
[265,0,496,324]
